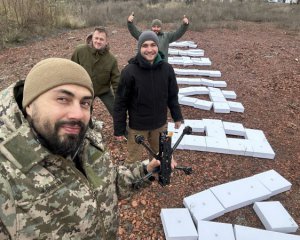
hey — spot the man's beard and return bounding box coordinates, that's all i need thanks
[29,118,87,157]
[91,43,109,54]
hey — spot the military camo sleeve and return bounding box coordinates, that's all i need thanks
[0,170,16,239]
[0,220,11,240]
[116,162,152,199]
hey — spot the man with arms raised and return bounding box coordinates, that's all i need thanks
[127,13,189,61]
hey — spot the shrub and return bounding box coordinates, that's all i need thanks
[0,0,299,49]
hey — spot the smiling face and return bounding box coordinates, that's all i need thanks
[151,25,161,35]
[25,84,93,156]
[92,30,108,50]
[140,40,158,64]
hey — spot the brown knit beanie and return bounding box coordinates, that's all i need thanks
[151,19,162,28]
[22,58,94,108]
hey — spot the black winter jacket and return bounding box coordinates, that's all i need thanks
[113,53,183,136]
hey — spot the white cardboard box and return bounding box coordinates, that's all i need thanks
[223,121,246,136]
[193,99,213,110]
[160,208,198,240]
[205,137,229,154]
[250,139,276,159]
[234,225,300,240]
[184,119,205,133]
[213,102,231,113]
[183,189,225,222]
[182,135,206,152]
[210,176,272,212]
[253,169,292,196]
[253,201,298,233]
[197,221,235,240]
[227,101,245,113]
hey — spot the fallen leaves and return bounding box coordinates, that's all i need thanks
[0,21,299,239]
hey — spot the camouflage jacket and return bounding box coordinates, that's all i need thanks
[0,81,148,240]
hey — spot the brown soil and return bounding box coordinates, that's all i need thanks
[0,21,299,239]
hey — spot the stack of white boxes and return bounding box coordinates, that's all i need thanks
[160,41,297,239]
[160,169,299,239]
[168,119,275,159]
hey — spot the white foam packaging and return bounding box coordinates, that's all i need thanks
[227,101,245,113]
[223,121,246,136]
[213,102,231,113]
[160,208,198,240]
[253,169,292,196]
[179,96,197,106]
[213,80,227,88]
[226,138,247,155]
[205,137,229,154]
[183,189,225,222]
[197,221,235,240]
[193,99,213,110]
[181,135,206,151]
[184,119,205,132]
[253,201,298,233]
[250,139,276,159]
[210,176,272,212]
[234,225,300,240]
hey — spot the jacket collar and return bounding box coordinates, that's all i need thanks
[129,51,165,69]
[88,44,109,56]
[0,81,51,172]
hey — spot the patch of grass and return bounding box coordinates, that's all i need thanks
[0,0,299,48]
[56,15,86,29]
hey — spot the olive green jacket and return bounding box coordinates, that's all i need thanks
[71,45,120,97]
[0,81,148,240]
[127,21,189,61]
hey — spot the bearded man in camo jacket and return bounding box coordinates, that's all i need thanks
[0,58,160,240]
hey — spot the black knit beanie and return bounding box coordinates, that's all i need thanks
[137,31,159,51]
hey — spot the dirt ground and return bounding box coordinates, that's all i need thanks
[0,21,299,239]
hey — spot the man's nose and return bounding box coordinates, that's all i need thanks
[145,46,153,51]
[67,103,86,120]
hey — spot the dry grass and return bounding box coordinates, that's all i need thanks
[0,0,299,49]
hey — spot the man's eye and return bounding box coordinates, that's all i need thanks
[57,97,68,103]
[81,101,92,108]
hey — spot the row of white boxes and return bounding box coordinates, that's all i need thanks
[179,86,245,113]
[176,77,227,87]
[174,67,222,77]
[168,56,212,66]
[168,48,205,57]
[160,41,296,239]
[160,170,299,240]
[168,42,274,158]
[168,119,275,159]
[161,214,300,240]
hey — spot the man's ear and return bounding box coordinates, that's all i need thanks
[25,104,32,117]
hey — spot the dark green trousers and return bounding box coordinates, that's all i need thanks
[97,90,114,116]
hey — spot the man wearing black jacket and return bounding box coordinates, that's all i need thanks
[113,31,183,163]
